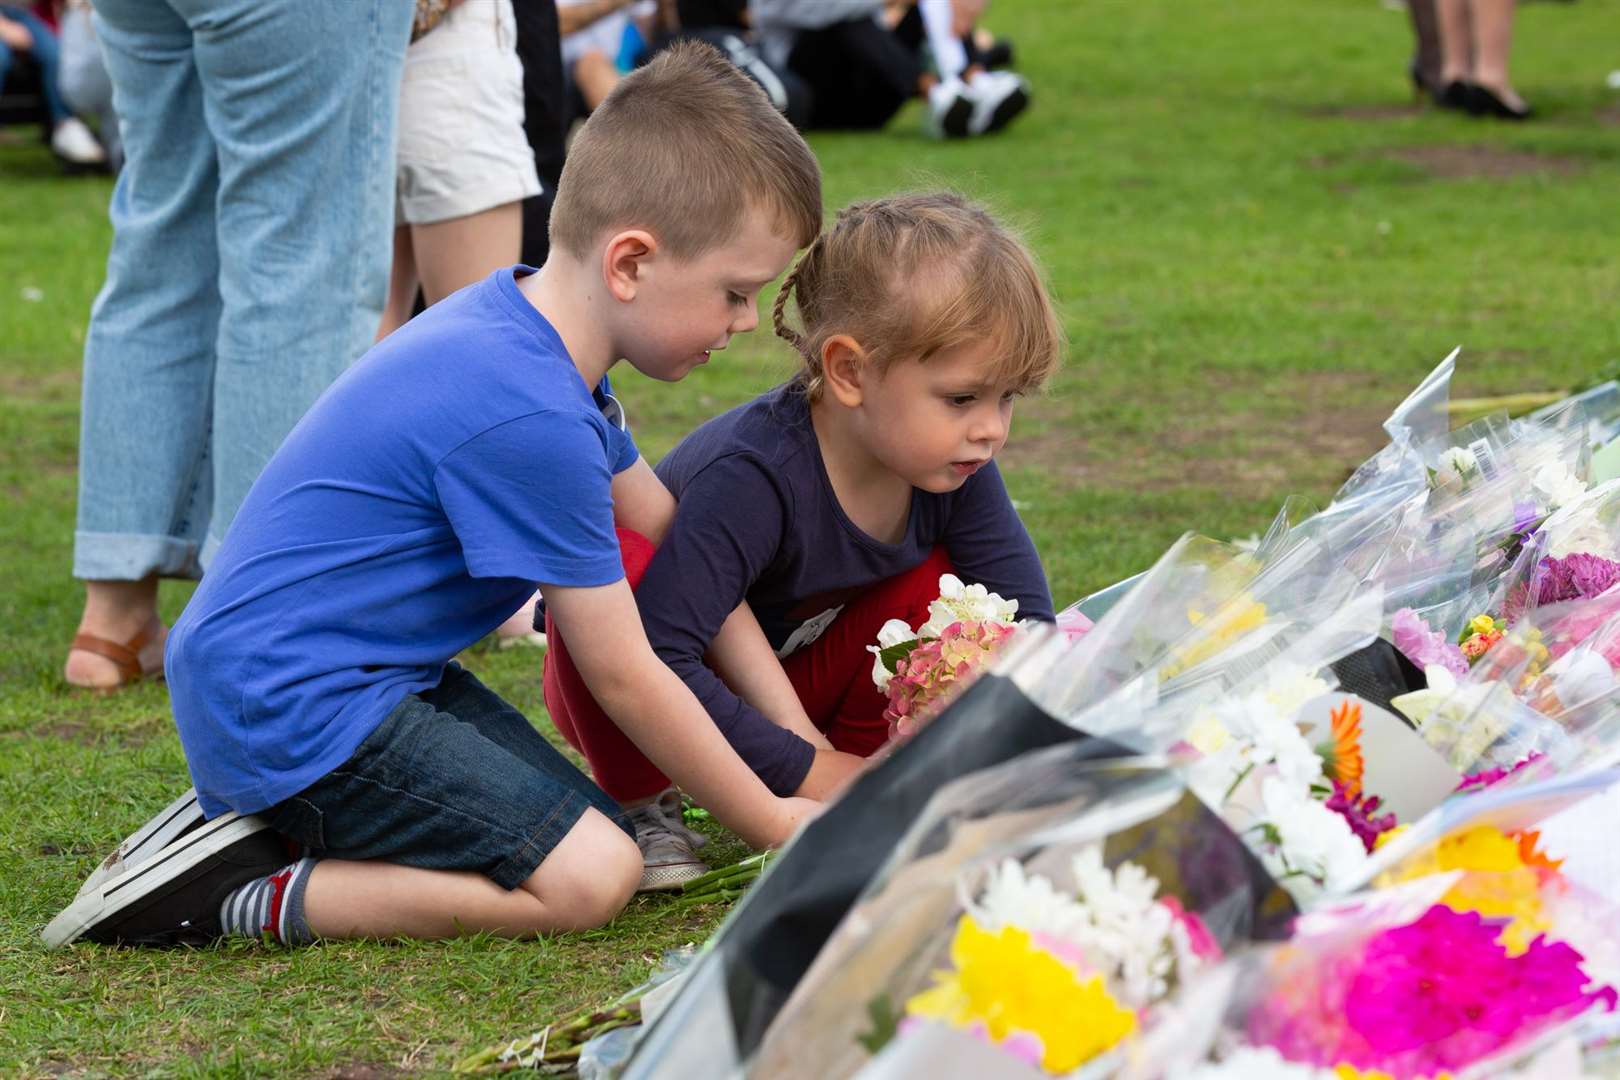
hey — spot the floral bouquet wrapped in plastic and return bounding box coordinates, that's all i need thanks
[867,575,1024,743]
[1136,771,1620,1079]
[749,756,1294,1079]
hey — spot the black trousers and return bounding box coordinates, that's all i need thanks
[513,0,569,269]
[786,13,923,130]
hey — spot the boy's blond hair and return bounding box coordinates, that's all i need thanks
[550,41,822,260]
[773,192,1064,400]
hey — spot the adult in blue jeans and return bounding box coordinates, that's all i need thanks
[64,0,414,690]
[0,3,107,166]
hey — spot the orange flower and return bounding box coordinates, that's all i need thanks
[1517,830,1565,879]
[1327,699,1364,799]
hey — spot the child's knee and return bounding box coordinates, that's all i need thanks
[525,808,640,929]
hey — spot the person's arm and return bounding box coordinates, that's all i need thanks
[610,455,676,543]
[556,0,638,36]
[942,461,1055,621]
[545,579,817,847]
[0,12,35,51]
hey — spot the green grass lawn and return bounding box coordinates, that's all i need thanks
[3,0,1618,1073]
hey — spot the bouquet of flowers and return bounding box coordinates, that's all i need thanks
[868,575,1023,742]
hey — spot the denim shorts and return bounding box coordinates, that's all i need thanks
[263,663,632,890]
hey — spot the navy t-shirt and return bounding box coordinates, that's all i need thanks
[167,267,639,817]
[641,383,1053,796]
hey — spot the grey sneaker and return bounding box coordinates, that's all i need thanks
[627,789,709,892]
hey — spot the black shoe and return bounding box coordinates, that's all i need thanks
[76,787,207,898]
[1466,83,1534,120]
[44,814,282,948]
[978,37,1014,70]
[1436,79,1472,111]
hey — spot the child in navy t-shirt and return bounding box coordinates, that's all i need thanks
[544,191,1063,884]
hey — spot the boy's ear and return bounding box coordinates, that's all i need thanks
[821,335,869,408]
[602,229,658,302]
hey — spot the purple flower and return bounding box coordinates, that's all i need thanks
[1535,553,1620,607]
[1391,608,1468,677]
[1325,780,1397,853]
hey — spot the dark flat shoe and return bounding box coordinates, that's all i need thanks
[1435,79,1472,110]
[1466,83,1534,120]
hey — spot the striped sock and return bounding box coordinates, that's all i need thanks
[219,857,318,946]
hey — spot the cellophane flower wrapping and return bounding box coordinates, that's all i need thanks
[749,756,1293,1080]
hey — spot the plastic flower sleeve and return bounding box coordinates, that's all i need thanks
[748,757,1292,1080]
[1383,348,1458,448]
[621,629,1132,1080]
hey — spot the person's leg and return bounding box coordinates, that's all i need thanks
[513,0,567,269]
[1436,0,1473,87]
[3,4,71,123]
[1468,0,1526,111]
[302,809,639,938]
[1407,0,1443,95]
[781,547,956,757]
[184,0,413,566]
[788,19,917,130]
[376,224,419,341]
[57,4,121,166]
[68,0,221,688]
[572,50,620,111]
[410,201,524,305]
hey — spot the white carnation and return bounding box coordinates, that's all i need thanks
[1531,460,1588,512]
[866,617,918,692]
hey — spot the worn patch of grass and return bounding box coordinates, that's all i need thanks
[4,0,1619,1072]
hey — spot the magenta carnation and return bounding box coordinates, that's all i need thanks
[1340,906,1615,1074]
[1325,780,1397,853]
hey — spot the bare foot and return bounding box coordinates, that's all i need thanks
[64,615,168,690]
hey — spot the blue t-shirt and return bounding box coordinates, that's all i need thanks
[639,384,1053,796]
[168,267,639,818]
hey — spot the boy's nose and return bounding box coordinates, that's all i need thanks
[732,300,760,334]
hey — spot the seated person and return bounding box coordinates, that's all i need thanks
[748,0,1027,136]
[543,191,1063,887]
[0,2,105,166]
[557,0,658,113]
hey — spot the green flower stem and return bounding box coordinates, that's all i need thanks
[678,852,773,894]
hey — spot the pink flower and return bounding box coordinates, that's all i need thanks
[1161,895,1223,963]
[883,619,1016,743]
[1055,608,1094,644]
[1391,608,1468,677]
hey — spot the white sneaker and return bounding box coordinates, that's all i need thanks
[51,117,107,166]
[925,78,974,138]
[77,787,209,898]
[964,70,1030,135]
[627,789,710,892]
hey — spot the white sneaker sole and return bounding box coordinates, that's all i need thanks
[77,788,206,898]
[43,812,269,948]
[638,860,711,893]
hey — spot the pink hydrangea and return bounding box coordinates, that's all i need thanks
[884,619,1016,742]
[1391,608,1468,677]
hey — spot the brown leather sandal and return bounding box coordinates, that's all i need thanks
[67,618,166,691]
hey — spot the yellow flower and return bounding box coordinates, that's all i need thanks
[1165,596,1268,678]
[1378,826,1549,955]
[1469,614,1498,636]
[906,916,1137,1073]
[1186,710,1232,754]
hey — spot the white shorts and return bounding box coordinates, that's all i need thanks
[395,0,542,226]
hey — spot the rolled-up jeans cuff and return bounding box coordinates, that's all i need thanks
[73,531,201,581]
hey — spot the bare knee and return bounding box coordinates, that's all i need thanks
[523,808,640,931]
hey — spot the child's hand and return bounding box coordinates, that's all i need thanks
[764,795,824,848]
[793,749,867,802]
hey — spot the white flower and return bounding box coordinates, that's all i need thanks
[969,858,1094,942]
[916,574,1019,639]
[1546,647,1617,710]
[1260,666,1330,721]
[1531,461,1588,512]
[1434,445,1480,489]
[866,617,918,691]
[1254,777,1367,900]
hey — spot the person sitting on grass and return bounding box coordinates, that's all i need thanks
[45,41,822,950]
[542,191,1062,888]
